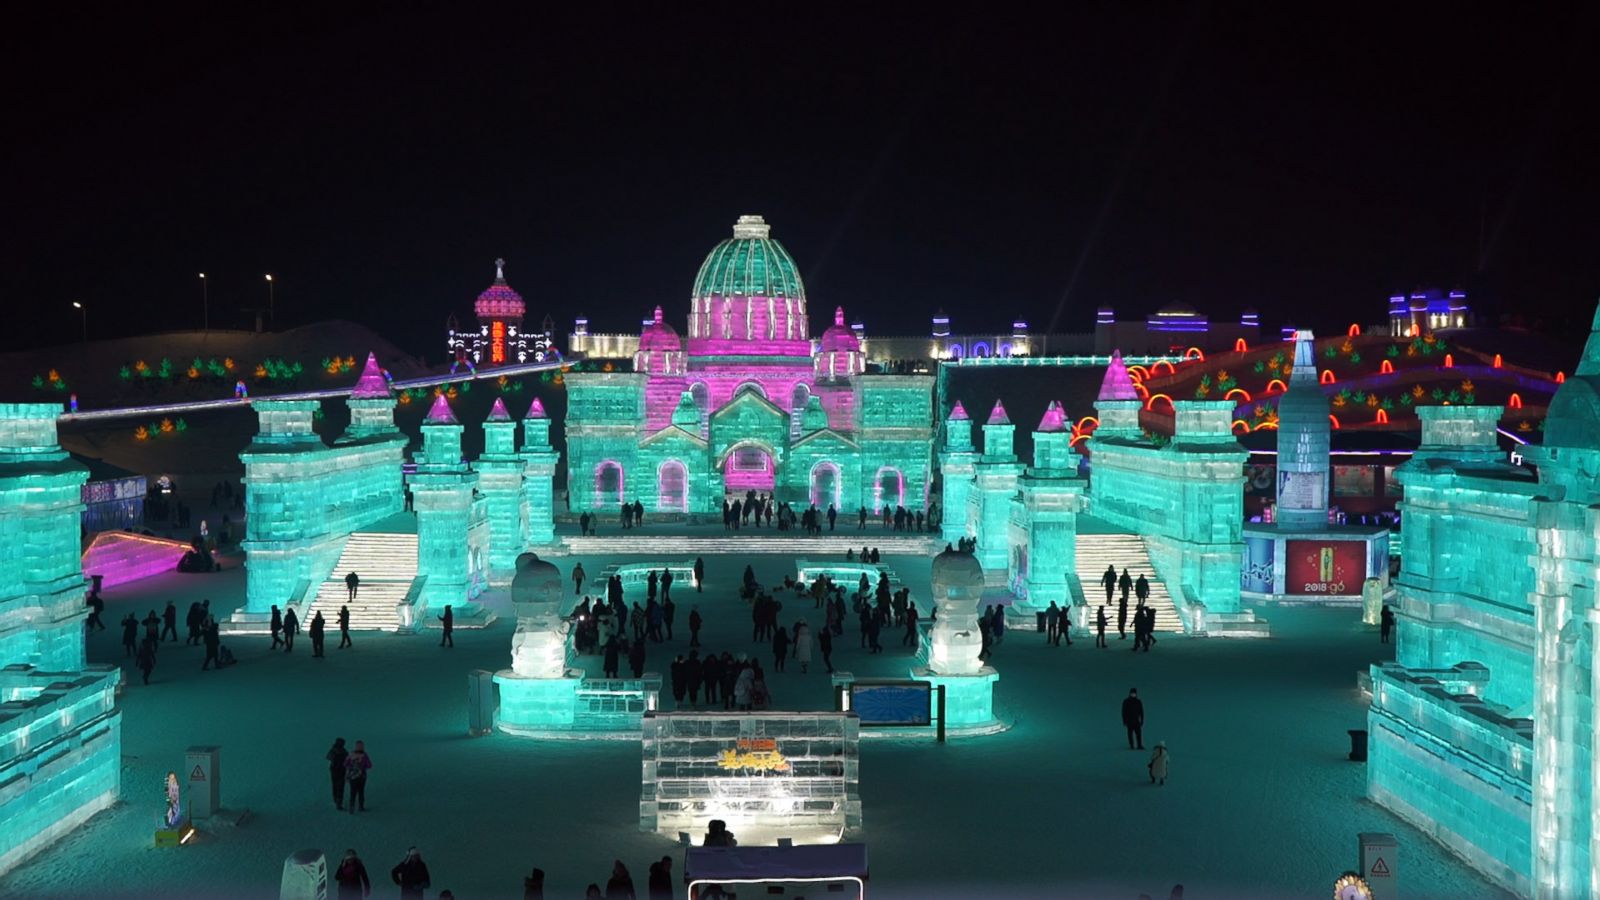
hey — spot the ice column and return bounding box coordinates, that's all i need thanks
[519,398,560,546]
[1275,330,1330,529]
[1015,400,1087,616]
[477,397,527,587]
[406,394,481,625]
[971,401,1023,579]
[915,548,999,730]
[938,401,977,543]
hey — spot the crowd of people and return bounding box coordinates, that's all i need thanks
[117,598,237,684]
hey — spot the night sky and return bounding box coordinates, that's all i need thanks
[5,5,1598,358]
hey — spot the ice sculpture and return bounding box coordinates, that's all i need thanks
[405,394,487,625]
[1275,330,1330,529]
[913,548,1000,731]
[477,397,526,587]
[519,398,559,546]
[968,401,1023,578]
[494,553,582,733]
[0,403,122,875]
[1012,401,1088,616]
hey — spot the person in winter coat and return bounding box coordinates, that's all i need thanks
[572,562,586,595]
[327,737,349,810]
[1122,689,1145,750]
[685,650,704,705]
[338,605,353,649]
[670,655,687,705]
[390,847,430,899]
[522,866,545,900]
[702,652,722,705]
[628,637,647,678]
[603,638,622,679]
[438,605,454,647]
[1380,604,1395,644]
[793,621,813,674]
[585,886,604,900]
[663,595,676,640]
[703,818,738,846]
[345,741,372,813]
[161,601,178,642]
[270,605,284,649]
[818,626,834,672]
[693,556,705,593]
[688,607,703,647]
[720,652,738,710]
[186,601,204,644]
[122,613,139,656]
[647,856,673,900]
[734,665,755,710]
[1096,606,1109,648]
[771,624,790,672]
[136,636,157,684]
[201,620,222,670]
[309,611,326,657]
[143,609,162,645]
[334,848,371,899]
[1148,741,1170,785]
[605,859,636,900]
[282,607,299,652]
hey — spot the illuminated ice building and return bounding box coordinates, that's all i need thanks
[1366,304,1600,897]
[446,259,559,367]
[565,215,935,513]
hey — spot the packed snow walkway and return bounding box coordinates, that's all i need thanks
[0,548,1511,899]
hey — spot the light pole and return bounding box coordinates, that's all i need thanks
[71,301,85,342]
[264,274,274,329]
[199,273,208,331]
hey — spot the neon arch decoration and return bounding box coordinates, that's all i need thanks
[593,460,625,507]
[1145,393,1175,412]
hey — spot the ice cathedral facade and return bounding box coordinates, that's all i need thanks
[565,215,935,514]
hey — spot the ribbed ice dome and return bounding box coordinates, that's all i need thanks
[691,215,805,302]
[639,305,681,351]
[475,258,526,321]
[818,307,860,353]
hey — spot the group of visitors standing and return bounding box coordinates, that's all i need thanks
[121,598,235,684]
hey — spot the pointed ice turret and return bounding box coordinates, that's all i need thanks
[982,399,1015,460]
[424,392,458,424]
[483,396,518,457]
[1033,400,1073,471]
[1094,350,1144,438]
[1097,350,1140,401]
[487,397,512,421]
[526,397,547,419]
[1037,400,1068,432]
[671,391,701,430]
[945,400,974,451]
[350,353,390,398]
[523,396,551,449]
[1275,330,1331,529]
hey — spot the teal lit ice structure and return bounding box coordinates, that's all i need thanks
[967,401,1024,578]
[519,398,559,547]
[234,355,406,629]
[1010,401,1087,612]
[564,216,933,514]
[1274,330,1331,528]
[913,548,1000,733]
[937,400,978,543]
[0,403,122,874]
[405,394,489,626]
[1088,353,1266,636]
[494,553,582,734]
[477,397,526,587]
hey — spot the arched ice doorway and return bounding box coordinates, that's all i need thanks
[657,460,688,512]
[593,460,624,508]
[873,466,904,512]
[722,443,776,495]
[810,461,841,509]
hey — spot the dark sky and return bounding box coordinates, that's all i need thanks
[5,4,1598,358]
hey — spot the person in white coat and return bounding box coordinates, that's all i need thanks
[734,665,755,711]
[1148,741,1169,786]
[793,621,813,674]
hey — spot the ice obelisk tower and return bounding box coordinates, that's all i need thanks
[1274,330,1330,528]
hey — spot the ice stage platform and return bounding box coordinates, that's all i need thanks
[558,531,942,557]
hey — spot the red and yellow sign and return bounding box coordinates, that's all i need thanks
[490,321,506,364]
[1286,539,1364,595]
[717,738,790,773]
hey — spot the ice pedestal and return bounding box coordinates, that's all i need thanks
[920,548,1003,734]
[912,666,1000,731]
[495,670,585,733]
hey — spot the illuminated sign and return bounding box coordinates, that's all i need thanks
[490,321,506,364]
[716,738,791,773]
[1286,539,1364,595]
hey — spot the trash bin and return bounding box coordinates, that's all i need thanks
[1036,612,1047,631]
[1347,729,1368,762]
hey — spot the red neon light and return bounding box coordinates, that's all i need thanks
[1329,414,1341,429]
[1231,419,1251,433]
[1224,388,1252,403]
[1443,353,1453,368]
[1076,416,1100,430]
[1234,338,1247,352]
[1265,379,1287,393]
[1557,371,1566,383]
[1134,383,1150,400]
[1348,324,1361,337]
[491,320,506,364]
[1509,393,1523,409]
[1379,360,1394,374]
[1493,354,1503,369]
[1319,370,1336,385]
[1145,393,1175,412]
[1184,347,1205,361]
[1375,409,1389,424]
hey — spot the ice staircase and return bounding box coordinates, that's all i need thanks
[1075,534,1184,632]
[305,533,419,631]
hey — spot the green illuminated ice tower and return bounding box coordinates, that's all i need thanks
[1013,400,1087,616]
[478,397,526,587]
[938,401,977,543]
[971,400,1023,580]
[0,403,122,874]
[519,397,559,546]
[406,394,483,627]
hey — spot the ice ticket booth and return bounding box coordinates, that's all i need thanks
[641,711,862,846]
[684,844,868,899]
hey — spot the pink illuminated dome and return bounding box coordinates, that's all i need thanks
[818,306,861,353]
[638,305,682,352]
[474,258,526,323]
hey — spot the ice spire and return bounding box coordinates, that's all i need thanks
[1097,350,1139,402]
[487,397,511,421]
[350,352,389,398]
[424,392,457,424]
[1289,330,1318,386]
[948,400,969,421]
[986,400,1010,425]
[1037,400,1068,432]
[526,397,547,419]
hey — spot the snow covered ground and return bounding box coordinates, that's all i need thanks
[1,541,1511,899]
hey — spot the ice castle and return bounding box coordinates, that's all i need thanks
[564,215,935,515]
[1368,303,1600,897]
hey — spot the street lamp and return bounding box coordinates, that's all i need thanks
[199,273,208,331]
[71,301,85,342]
[264,274,274,328]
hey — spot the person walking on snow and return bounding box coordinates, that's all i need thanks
[819,626,834,672]
[327,737,349,810]
[345,571,359,602]
[772,625,790,672]
[282,607,299,652]
[122,613,139,656]
[270,605,284,649]
[136,636,157,684]
[663,595,676,640]
[1100,564,1117,605]
[390,847,430,899]
[201,619,221,670]
[688,607,703,647]
[693,556,704,593]
[1122,688,1145,750]
[794,621,813,674]
[1380,604,1395,644]
[333,848,371,899]
[438,605,454,647]
[161,601,178,642]
[344,741,371,813]
[572,562,586,595]
[1148,741,1170,785]
[1096,605,1109,648]
[661,568,674,602]
[309,611,326,657]
[338,605,352,648]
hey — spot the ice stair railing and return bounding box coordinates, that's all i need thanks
[396,577,427,633]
